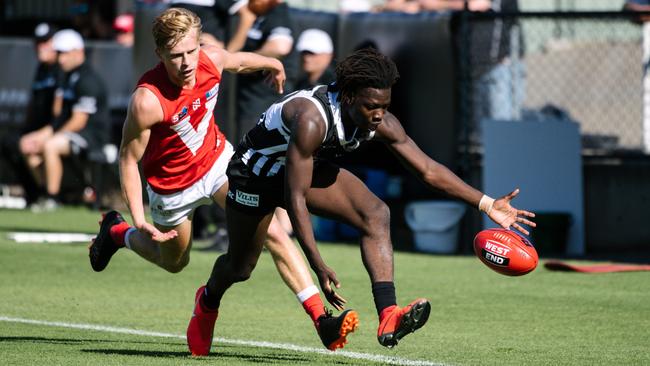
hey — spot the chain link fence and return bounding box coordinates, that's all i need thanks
[455,10,645,153]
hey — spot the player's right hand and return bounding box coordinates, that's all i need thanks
[265,60,286,94]
[314,264,346,311]
[137,222,178,243]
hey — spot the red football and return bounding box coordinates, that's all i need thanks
[473,228,538,276]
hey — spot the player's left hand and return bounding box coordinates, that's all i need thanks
[137,222,178,243]
[488,188,536,235]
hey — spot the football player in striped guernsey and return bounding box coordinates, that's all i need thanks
[192,47,535,348]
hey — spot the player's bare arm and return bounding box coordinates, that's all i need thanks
[119,87,178,241]
[379,112,535,234]
[255,37,293,59]
[284,99,342,299]
[203,44,285,93]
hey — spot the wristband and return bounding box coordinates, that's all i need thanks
[478,194,495,215]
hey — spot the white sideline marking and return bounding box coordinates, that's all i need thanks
[0,316,445,366]
[7,232,95,243]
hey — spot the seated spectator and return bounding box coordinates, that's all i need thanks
[294,28,335,90]
[20,30,110,211]
[1,23,62,207]
[113,13,134,47]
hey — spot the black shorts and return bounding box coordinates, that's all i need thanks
[226,155,340,216]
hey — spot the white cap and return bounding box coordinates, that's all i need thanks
[52,29,84,52]
[296,29,333,54]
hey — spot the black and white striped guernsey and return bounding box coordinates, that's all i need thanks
[235,84,375,178]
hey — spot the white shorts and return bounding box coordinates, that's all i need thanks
[147,141,234,227]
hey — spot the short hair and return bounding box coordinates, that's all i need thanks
[335,47,399,101]
[152,7,202,51]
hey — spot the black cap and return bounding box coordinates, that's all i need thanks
[34,23,57,43]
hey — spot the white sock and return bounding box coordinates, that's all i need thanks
[124,227,136,249]
[296,285,319,303]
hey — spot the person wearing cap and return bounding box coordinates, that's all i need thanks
[113,13,134,47]
[1,23,64,207]
[20,29,110,211]
[295,28,335,90]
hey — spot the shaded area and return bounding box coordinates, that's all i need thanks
[82,347,352,364]
[0,335,180,347]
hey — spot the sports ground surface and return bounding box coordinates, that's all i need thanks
[0,207,648,365]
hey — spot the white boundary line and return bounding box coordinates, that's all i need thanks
[0,316,446,366]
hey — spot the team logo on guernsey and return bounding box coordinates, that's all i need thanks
[205,84,219,101]
[234,190,259,207]
[171,106,188,123]
[192,98,201,111]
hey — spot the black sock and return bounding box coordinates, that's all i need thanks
[372,281,397,315]
[202,285,220,311]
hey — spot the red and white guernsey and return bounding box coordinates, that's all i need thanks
[137,50,226,194]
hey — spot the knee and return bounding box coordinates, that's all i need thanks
[362,201,391,234]
[42,138,58,157]
[161,256,190,274]
[213,253,255,283]
[230,263,255,283]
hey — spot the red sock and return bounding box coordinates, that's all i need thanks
[109,221,131,247]
[302,294,326,329]
[379,305,398,324]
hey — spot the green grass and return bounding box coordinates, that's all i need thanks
[0,207,649,365]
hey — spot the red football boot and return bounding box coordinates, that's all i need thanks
[187,286,218,356]
[377,298,431,348]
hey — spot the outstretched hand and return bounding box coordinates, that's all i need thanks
[487,188,536,235]
[137,222,178,243]
[315,264,346,311]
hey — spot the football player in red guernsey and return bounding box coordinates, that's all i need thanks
[88,7,356,355]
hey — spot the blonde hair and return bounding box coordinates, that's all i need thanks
[152,7,202,50]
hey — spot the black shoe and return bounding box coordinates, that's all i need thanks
[89,210,125,272]
[317,309,359,351]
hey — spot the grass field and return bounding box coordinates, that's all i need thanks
[0,207,649,365]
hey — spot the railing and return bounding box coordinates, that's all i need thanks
[454,10,649,155]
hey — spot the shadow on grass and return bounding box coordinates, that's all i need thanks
[82,347,353,364]
[0,336,180,347]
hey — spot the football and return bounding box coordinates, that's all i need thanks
[473,228,538,276]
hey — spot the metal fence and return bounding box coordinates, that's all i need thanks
[455,11,646,153]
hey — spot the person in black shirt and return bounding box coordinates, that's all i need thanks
[21,29,110,211]
[1,23,63,206]
[170,0,253,49]
[236,0,297,139]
